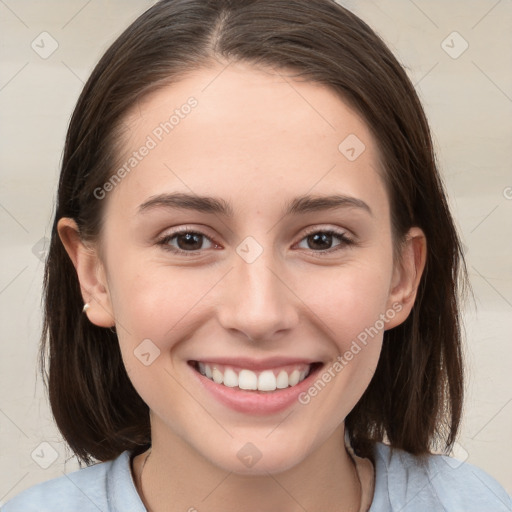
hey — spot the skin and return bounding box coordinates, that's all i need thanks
[58,61,426,512]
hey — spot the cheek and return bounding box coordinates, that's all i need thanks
[107,257,218,347]
[294,265,389,435]
[292,259,391,411]
[297,260,393,344]
[109,262,208,410]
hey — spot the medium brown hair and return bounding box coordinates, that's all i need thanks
[40,0,468,465]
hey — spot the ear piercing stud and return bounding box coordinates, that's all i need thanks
[83,303,90,313]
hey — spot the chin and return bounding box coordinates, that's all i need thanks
[200,436,313,476]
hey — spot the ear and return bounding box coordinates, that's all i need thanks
[57,217,115,328]
[385,227,427,329]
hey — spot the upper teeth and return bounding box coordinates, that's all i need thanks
[197,362,310,392]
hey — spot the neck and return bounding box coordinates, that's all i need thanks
[133,421,362,512]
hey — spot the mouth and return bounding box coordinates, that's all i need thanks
[189,360,323,393]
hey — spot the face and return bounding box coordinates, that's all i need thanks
[62,61,423,475]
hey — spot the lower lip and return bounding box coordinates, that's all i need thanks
[190,363,323,415]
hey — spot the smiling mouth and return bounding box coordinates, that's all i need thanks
[189,361,323,392]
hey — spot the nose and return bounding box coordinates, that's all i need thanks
[216,248,300,342]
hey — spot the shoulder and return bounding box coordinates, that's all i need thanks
[1,450,145,512]
[370,442,512,512]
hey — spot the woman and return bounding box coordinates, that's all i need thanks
[3,0,511,510]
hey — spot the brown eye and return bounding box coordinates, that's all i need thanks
[158,230,216,254]
[174,232,204,251]
[296,229,353,253]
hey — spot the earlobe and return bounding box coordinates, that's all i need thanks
[57,217,115,328]
[385,227,427,329]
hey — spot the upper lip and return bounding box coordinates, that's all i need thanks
[189,357,321,371]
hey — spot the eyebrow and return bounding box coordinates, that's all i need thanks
[138,192,372,217]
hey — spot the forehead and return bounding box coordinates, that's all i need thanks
[107,61,387,217]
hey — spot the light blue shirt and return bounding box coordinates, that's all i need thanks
[2,442,511,511]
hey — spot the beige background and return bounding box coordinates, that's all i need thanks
[0,0,511,504]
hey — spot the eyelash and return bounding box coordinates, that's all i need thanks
[156,226,355,257]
